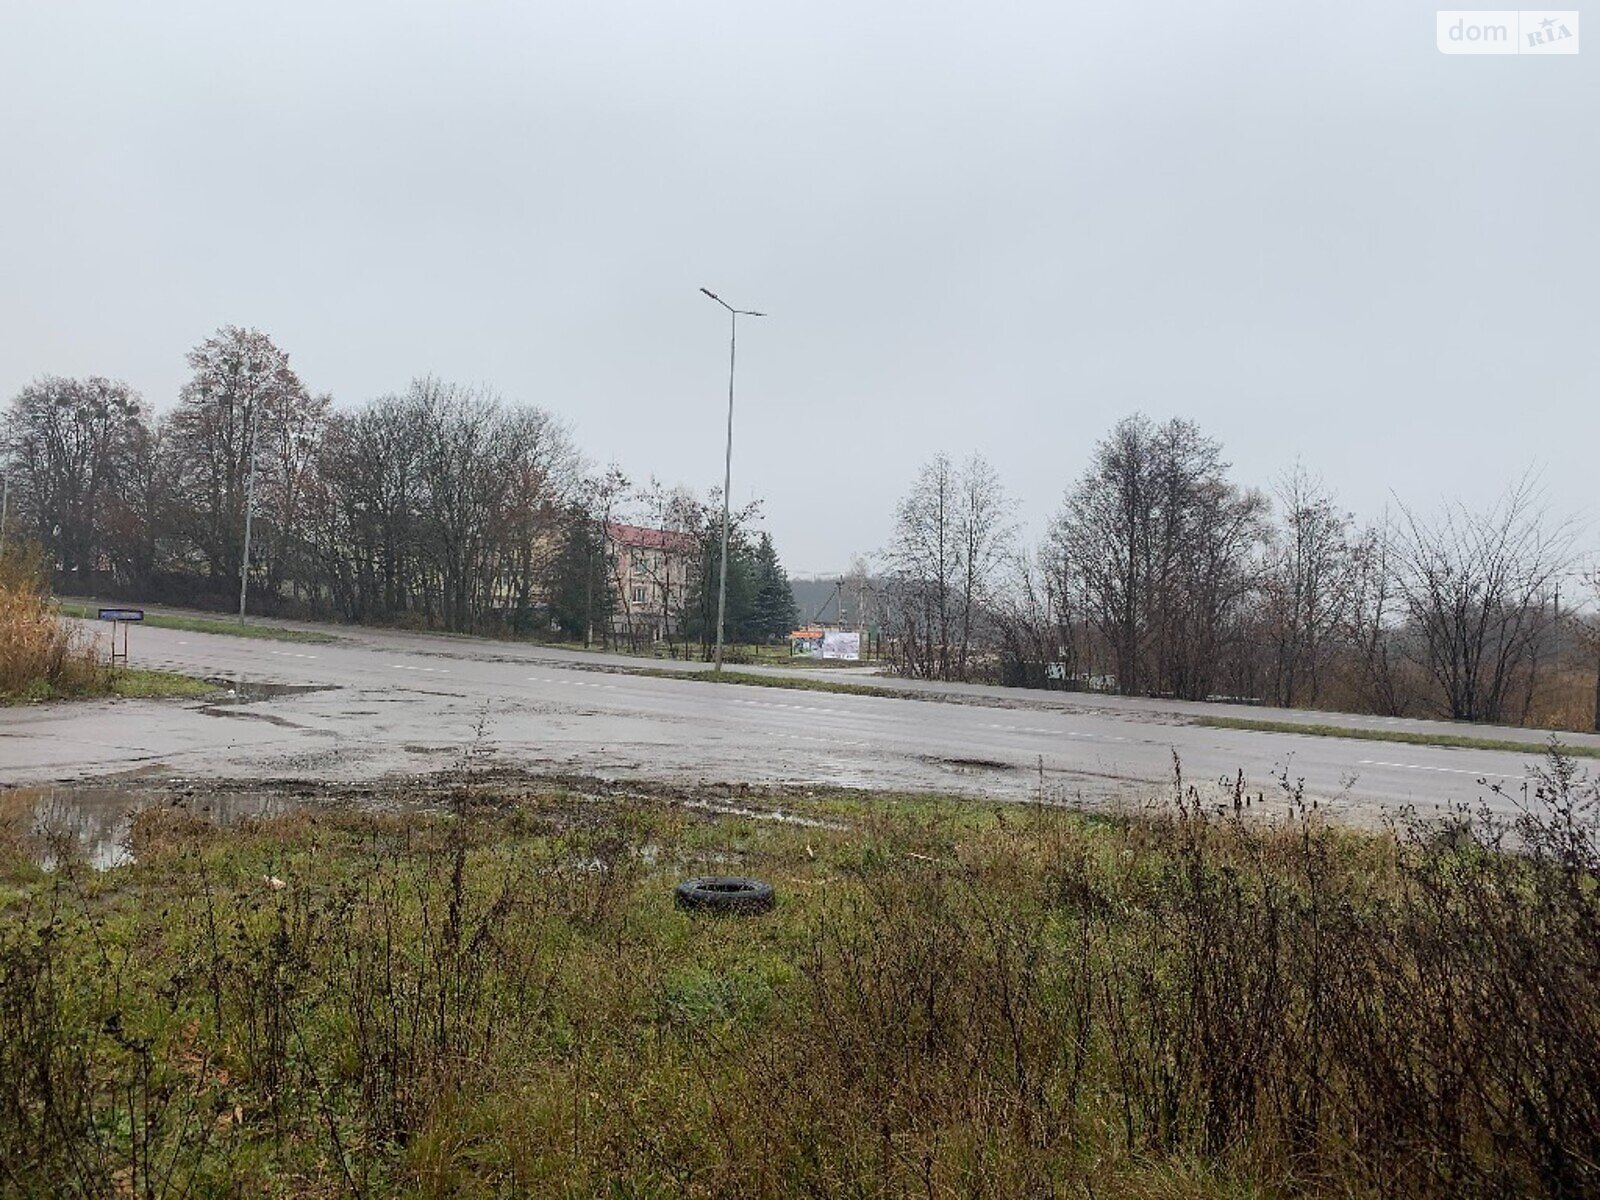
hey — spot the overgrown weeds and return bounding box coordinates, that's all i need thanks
[0,546,207,703]
[0,764,1595,1197]
[0,545,100,700]
[1195,714,1600,759]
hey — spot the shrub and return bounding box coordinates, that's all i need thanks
[0,545,102,700]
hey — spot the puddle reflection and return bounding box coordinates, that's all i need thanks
[3,784,299,870]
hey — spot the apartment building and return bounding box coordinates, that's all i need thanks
[606,522,695,642]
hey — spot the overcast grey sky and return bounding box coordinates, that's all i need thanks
[1,1,1594,573]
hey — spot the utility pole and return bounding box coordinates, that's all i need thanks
[238,397,263,622]
[0,473,9,562]
[1593,640,1600,734]
[1590,570,1600,734]
[699,288,765,673]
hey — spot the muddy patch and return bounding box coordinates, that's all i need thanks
[5,781,302,870]
[201,680,335,703]
[923,755,1017,773]
[0,767,959,875]
[195,707,305,728]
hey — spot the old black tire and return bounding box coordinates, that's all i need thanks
[674,876,775,915]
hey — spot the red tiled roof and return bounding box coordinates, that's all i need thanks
[607,522,696,553]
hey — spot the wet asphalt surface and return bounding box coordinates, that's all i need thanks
[5,616,1598,829]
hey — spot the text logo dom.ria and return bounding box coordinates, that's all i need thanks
[1437,10,1579,53]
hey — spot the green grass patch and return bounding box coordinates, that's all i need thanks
[59,602,340,644]
[103,667,219,700]
[138,613,339,643]
[1193,714,1600,759]
[2,770,1595,1196]
[634,665,908,699]
[3,666,217,705]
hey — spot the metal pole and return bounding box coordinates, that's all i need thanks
[700,289,764,671]
[0,473,9,561]
[1593,643,1600,734]
[715,310,736,673]
[238,397,262,621]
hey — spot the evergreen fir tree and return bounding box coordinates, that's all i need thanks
[548,503,611,644]
[751,531,800,641]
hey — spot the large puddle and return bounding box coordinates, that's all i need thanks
[2,781,303,870]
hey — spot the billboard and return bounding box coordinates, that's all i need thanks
[790,628,861,660]
[789,628,824,658]
[821,630,861,661]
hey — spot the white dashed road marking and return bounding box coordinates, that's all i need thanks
[1357,758,1517,778]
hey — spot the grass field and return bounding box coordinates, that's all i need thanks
[2,759,1595,1198]
[57,603,342,645]
[3,666,217,705]
[526,639,873,671]
[633,665,909,699]
[1195,714,1600,759]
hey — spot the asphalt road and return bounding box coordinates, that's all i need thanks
[5,618,1597,826]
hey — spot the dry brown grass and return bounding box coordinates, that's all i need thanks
[0,545,101,701]
[1523,664,1600,732]
[0,546,208,703]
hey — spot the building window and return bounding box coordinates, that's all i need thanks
[632,585,648,605]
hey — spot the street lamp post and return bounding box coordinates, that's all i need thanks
[699,287,765,674]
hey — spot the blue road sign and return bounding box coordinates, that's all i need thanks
[97,608,145,622]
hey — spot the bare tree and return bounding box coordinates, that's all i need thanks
[954,453,1017,674]
[1050,415,1265,700]
[167,327,311,589]
[259,388,331,599]
[481,403,580,632]
[1050,418,1150,694]
[557,464,629,647]
[582,466,632,647]
[884,453,1014,681]
[108,417,170,588]
[1390,476,1574,723]
[1592,568,1600,733]
[1346,513,1412,717]
[1262,466,1357,707]
[312,380,574,631]
[2,376,148,578]
[884,453,958,679]
[402,379,577,633]
[1581,566,1600,733]
[681,487,763,659]
[319,394,425,620]
[989,546,1073,684]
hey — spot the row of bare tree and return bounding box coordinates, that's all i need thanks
[883,415,1598,728]
[2,330,580,632]
[0,327,797,643]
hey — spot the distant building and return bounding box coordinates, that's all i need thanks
[606,522,695,642]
